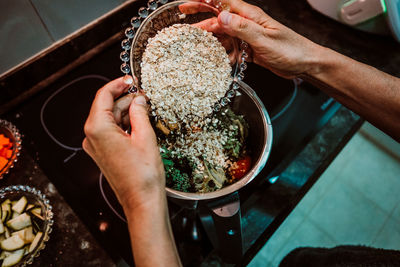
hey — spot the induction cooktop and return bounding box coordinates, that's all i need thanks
[7,40,341,266]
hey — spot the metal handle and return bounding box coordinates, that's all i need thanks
[207,192,243,263]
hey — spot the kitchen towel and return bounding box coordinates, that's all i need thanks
[279,245,400,267]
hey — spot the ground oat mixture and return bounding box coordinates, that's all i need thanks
[140,24,250,193]
[141,24,232,128]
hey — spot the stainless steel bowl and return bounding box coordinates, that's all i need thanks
[126,0,273,200]
[166,81,273,200]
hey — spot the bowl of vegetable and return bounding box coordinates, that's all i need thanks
[0,120,22,180]
[161,80,273,200]
[118,0,272,201]
[0,185,53,267]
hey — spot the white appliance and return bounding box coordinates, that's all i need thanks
[307,0,400,42]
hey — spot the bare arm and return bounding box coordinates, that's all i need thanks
[83,77,181,267]
[303,47,400,141]
[123,193,181,266]
[211,0,400,141]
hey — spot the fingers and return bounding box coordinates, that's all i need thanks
[129,95,157,146]
[91,76,133,115]
[121,113,131,130]
[218,11,265,45]
[193,18,237,64]
[125,74,139,88]
[179,1,219,15]
[228,52,237,64]
[113,93,135,125]
[179,0,272,27]
[84,76,134,140]
[192,17,225,35]
[82,138,91,155]
[220,0,270,25]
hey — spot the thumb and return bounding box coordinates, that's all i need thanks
[129,95,155,141]
[218,11,265,45]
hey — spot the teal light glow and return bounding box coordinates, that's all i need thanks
[381,0,387,13]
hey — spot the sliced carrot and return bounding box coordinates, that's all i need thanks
[0,157,8,169]
[0,134,10,147]
[0,148,7,158]
[4,142,12,148]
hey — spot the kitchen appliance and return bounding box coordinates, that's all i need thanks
[7,41,341,265]
[307,0,400,42]
[4,0,343,262]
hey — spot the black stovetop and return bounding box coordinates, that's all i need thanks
[7,41,341,266]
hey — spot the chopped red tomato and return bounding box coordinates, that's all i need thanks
[0,134,13,169]
[230,156,251,180]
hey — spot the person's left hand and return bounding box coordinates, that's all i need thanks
[82,76,165,212]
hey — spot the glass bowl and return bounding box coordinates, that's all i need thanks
[0,120,22,179]
[0,185,53,266]
[120,0,248,110]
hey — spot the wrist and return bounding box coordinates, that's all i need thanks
[123,188,181,266]
[121,187,167,215]
[300,42,328,78]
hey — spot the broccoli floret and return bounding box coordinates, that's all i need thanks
[213,107,248,159]
[224,137,242,158]
[166,167,191,192]
[161,147,191,192]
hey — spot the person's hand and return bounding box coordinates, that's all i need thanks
[189,0,322,79]
[217,0,322,79]
[82,76,165,212]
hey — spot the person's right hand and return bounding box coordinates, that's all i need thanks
[195,0,323,79]
[82,77,165,213]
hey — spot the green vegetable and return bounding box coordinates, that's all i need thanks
[204,161,227,189]
[224,137,242,158]
[161,147,191,192]
[166,167,191,192]
[214,107,248,159]
[156,106,249,193]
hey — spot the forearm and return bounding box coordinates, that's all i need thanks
[302,46,400,141]
[123,193,181,267]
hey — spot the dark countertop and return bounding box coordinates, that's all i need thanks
[0,0,398,266]
[201,104,363,266]
[232,0,399,264]
[0,149,115,267]
[239,105,362,266]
